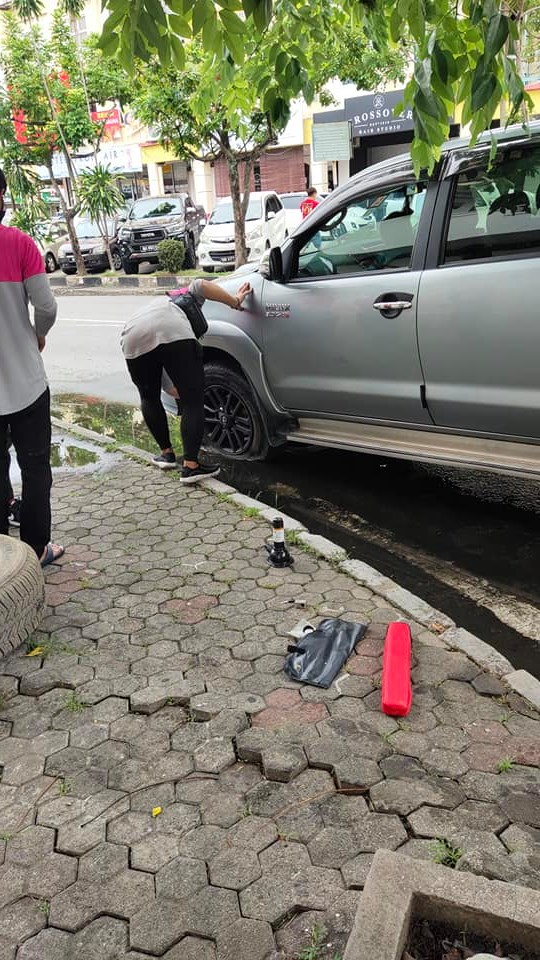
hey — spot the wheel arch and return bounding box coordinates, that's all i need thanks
[202,330,297,445]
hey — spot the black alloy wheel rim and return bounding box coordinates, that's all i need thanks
[204,384,255,455]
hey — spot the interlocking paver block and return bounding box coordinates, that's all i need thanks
[252,688,328,728]
[130,898,188,955]
[215,918,275,960]
[209,847,262,889]
[200,788,245,828]
[240,860,344,925]
[261,743,308,782]
[499,786,540,827]
[24,851,78,898]
[370,776,466,815]
[341,851,375,888]
[352,813,407,852]
[500,822,540,856]
[4,826,55,865]
[408,805,509,857]
[164,938,216,960]
[78,841,128,881]
[17,927,72,960]
[0,863,25,908]
[308,827,361,868]
[19,664,94,697]
[131,834,180,872]
[194,737,236,773]
[333,756,383,790]
[0,897,46,946]
[156,855,208,900]
[1,455,539,959]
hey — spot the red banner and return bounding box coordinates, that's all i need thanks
[91,107,122,133]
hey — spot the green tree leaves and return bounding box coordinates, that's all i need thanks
[87,0,534,173]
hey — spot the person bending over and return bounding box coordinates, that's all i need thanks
[121,278,251,483]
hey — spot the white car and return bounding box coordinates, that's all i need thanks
[279,191,308,234]
[197,191,287,271]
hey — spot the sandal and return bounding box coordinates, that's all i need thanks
[40,543,65,568]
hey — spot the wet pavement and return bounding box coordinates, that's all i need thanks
[222,447,540,678]
[45,388,540,678]
[1,452,539,959]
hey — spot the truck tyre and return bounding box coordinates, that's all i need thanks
[123,260,139,275]
[203,363,269,460]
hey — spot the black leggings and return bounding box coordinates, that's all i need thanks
[126,339,204,462]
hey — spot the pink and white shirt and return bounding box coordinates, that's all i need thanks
[0,225,57,415]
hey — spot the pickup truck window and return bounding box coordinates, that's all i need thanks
[129,198,185,219]
[294,181,428,279]
[444,145,540,263]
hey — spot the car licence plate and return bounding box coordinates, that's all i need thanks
[140,243,157,252]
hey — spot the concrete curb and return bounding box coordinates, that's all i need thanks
[49,273,214,296]
[343,849,540,959]
[50,416,540,712]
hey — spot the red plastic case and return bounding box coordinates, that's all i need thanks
[381,622,413,717]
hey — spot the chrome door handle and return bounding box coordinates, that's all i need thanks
[373,300,412,311]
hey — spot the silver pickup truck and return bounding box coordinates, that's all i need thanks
[118,194,206,274]
[164,122,540,480]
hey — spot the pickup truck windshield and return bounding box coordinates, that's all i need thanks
[210,197,262,224]
[130,198,185,219]
[75,220,115,239]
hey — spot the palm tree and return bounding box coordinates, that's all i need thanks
[77,164,125,270]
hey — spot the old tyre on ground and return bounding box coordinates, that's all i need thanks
[0,536,44,657]
[123,260,139,275]
[203,363,269,460]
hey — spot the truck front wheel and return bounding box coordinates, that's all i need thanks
[203,364,269,460]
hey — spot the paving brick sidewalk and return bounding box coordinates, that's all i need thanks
[1,457,539,960]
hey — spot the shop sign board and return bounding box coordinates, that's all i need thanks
[345,90,414,137]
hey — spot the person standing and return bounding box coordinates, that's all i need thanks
[0,168,64,567]
[300,187,319,219]
[121,278,251,483]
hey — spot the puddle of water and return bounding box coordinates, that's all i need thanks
[51,393,183,455]
[50,441,99,468]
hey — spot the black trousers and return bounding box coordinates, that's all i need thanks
[126,339,204,462]
[0,389,52,557]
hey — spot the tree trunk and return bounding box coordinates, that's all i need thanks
[46,160,86,275]
[227,158,249,268]
[100,215,115,271]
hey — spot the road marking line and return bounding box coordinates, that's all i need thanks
[60,319,124,326]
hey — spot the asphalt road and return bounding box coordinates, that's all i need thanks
[44,295,540,676]
[45,294,152,404]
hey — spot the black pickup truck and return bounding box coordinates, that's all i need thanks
[118,194,206,274]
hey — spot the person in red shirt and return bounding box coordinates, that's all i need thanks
[300,187,319,219]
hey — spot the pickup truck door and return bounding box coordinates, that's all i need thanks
[417,143,540,440]
[262,179,434,423]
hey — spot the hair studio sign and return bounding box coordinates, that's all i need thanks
[346,90,414,138]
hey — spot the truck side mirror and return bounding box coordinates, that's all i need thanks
[268,246,284,282]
